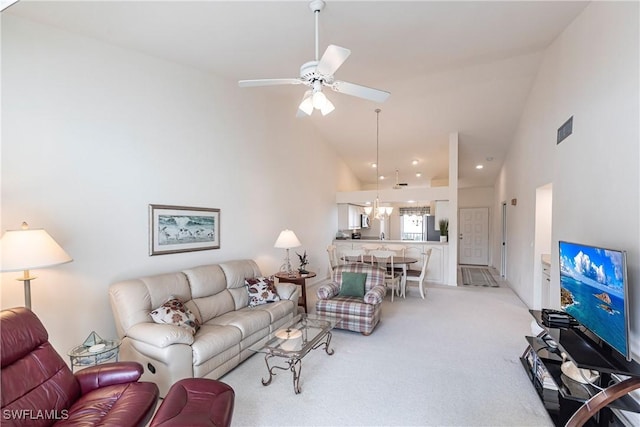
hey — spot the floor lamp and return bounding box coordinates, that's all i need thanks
[0,222,73,310]
[274,229,301,276]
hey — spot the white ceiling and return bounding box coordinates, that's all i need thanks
[5,0,589,189]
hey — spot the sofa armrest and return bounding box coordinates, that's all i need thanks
[364,284,386,305]
[274,282,298,301]
[316,282,340,300]
[75,361,143,395]
[127,322,194,348]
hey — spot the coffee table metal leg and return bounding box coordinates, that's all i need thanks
[290,358,302,394]
[262,353,277,386]
[312,331,335,355]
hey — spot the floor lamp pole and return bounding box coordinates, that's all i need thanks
[18,270,34,310]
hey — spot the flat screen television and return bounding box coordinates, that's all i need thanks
[559,241,631,361]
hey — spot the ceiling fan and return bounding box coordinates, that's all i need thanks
[238,0,390,117]
[393,170,408,189]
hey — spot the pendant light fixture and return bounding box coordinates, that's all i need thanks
[372,109,393,220]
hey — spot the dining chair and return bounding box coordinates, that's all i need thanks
[384,244,407,283]
[405,249,432,299]
[360,243,381,253]
[384,244,406,257]
[327,244,340,271]
[342,248,366,263]
[367,250,402,302]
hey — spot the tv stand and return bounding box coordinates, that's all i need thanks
[521,310,640,426]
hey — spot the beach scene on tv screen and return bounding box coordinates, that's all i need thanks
[560,242,627,356]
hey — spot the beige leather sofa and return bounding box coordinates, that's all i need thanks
[109,259,299,396]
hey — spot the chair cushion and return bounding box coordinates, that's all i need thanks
[150,297,201,335]
[62,381,159,426]
[150,378,234,427]
[315,296,376,317]
[339,272,367,297]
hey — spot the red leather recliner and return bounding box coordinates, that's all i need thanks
[1,307,159,426]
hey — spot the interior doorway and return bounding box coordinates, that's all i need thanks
[501,202,507,278]
[458,207,489,265]
[534,184,553,309]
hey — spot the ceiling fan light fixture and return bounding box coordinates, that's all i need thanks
[320,97,335,115]
[298,91,314,115]
[312,90,328,109]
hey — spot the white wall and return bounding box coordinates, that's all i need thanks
[0,16,357,356]
[494,2,639,357]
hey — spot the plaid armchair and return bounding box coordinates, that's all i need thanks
[315,263,386,335]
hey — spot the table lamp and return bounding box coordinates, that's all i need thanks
[0,222,73,310]
[274,229,301,275]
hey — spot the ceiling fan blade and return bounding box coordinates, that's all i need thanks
[316,45,351,76]
[238,78,302,88]
[331,80,391,103]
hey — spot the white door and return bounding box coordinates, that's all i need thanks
[459,207,489,265]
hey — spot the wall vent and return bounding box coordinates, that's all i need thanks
[557,116,573,144]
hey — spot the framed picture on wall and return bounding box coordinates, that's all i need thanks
[149,204,220,255]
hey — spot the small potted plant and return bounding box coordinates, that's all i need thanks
[438,219,449,242]
[296,250,309,275]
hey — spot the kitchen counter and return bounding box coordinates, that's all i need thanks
[335,238,448,244]
[332,239,450,285]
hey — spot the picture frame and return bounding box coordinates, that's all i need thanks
[149,204,220,256]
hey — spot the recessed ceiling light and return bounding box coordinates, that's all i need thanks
[416,172,422,177]
[371,163,377,168]
[379,175,385,180]
[408,200,416,203]
[412,160,419,166]
[365,201,371,205]
[476,164,484,169]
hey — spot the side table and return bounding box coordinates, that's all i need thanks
[274,271,316,312]
[68,339,121,371]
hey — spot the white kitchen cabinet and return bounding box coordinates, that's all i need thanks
[338,204,363,230]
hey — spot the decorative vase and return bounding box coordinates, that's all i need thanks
[440,236,448,242]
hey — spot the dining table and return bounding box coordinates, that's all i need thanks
[341,255,418,298]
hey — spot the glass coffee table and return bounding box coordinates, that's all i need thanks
[250,313,341,394]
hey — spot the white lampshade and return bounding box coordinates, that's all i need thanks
[274,229,301,249]
[1,225,72,272]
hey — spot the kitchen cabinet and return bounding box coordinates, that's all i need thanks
[338,204,363,230]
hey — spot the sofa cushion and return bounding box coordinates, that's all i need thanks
[338,272,367,297]
[150,298,200,335]
[252,299,296,324]
[246,277,280,307]
[209,309,271,339]
[182,265,227,299]
[191,324,242,366]
[219,260,262,309]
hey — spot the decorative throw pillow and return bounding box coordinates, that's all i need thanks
[150,297,200,335]
[246,277,280,307]
[339,272,367,297]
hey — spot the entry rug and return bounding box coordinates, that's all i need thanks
[461,267,499,287]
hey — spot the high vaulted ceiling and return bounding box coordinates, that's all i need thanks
[5,0,588,189]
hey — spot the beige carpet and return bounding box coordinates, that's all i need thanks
[219,281,553,426]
